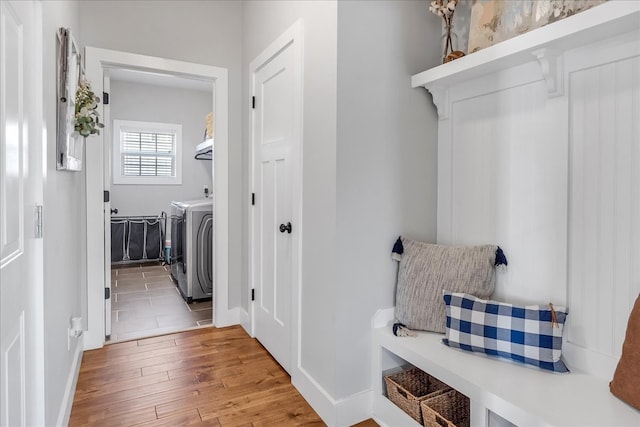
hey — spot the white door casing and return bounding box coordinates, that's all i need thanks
[103,75,112,338]
[0,1,45,425]
[83,48,231,349]
[250,21,303,375]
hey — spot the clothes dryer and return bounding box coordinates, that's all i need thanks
[170,199,213,302]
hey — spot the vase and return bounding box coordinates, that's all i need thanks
[441,23,459,63]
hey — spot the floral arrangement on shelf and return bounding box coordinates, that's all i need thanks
[429,0,457,19]
[74,78,104,138]
[429,0,465,63]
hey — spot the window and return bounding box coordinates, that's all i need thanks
[112,120,182,185]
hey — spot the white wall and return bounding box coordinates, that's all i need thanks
[109,80,212,238]
[41,2,85,425]
[243,0,440,422]
[78,0,243,306]
[242,0,340,401]
[37,0,435,423]
[563,32,639,379]
[334,0,440,400]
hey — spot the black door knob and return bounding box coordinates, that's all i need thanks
[279,222,292,234]
[110,208,119,215]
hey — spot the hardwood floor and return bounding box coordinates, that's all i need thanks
[70,326,321,426]
[70,326,380,426]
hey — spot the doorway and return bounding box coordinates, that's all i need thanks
[105,69,214,342]
[83,48,232,349]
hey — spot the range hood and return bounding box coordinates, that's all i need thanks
[195,138,213,160]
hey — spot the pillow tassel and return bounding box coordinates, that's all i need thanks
[495,246,508,272]
[392,322,416,337]
[391,236,404,261]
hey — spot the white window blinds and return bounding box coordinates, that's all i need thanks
[121,131,175,177]
[112,120,182,185]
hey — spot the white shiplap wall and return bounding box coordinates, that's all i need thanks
[447,74,568,306]
[436,29,639,379]
[566,53,640,378]
[437,57,570,308]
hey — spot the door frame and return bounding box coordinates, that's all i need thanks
[84,47,232,349]
[248,20,303,369]
[102,73,112,338]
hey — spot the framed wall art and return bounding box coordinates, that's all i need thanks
[468,0,607,54]
[56,27,83,171]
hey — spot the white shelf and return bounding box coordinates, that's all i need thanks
[195,138,213,160]
[372,309,640,427]
[411,1,640,90]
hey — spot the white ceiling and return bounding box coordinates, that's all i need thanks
[108,67,213,93]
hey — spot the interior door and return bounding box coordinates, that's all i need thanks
[251,32,301,374]
[0,1,45,425]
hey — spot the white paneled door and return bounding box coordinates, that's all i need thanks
[250,24,302,374]
[0,1,44,426]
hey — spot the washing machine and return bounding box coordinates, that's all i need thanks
[170,199,213,302]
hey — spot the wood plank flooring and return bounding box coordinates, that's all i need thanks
[70,326,380,426]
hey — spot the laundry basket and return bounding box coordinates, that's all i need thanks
[111,213,166,264]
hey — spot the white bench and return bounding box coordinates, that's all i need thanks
[371,308,640,427]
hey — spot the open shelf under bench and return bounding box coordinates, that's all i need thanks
[371,308,640,427]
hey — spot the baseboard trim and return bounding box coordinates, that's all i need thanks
[292,367,372,426]
[336,389,373,426]
[238,308,251,336]
[214,306,240,328]
[293,367,336,425]
[56,336,84,427]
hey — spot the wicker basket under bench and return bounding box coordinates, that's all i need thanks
[384,367,452,424]
[384,366,469,427]
[372,308,640,427]
[421,389,470,427]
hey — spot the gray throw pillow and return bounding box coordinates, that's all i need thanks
[395,238,497,333]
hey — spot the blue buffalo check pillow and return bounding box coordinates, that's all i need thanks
[443,292,569,373]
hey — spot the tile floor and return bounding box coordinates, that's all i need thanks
[108,262,212,343]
